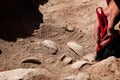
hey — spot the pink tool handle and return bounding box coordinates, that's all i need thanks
[96,7,111,51]
[96,7,114,51]
[96,7,108,41]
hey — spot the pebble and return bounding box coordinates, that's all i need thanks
[63,72,90,80]
[83,53,96,62]
[21,57,41,64]
[30,39,34,42]
[41,40,58,54]
[67,41,84,56]
[65,25,74,32]
[63,57,73,64]
[76,72,90,80]
[59,54,66,61]
[41,40,57,50]
[17,39,23,42]
[63,75,76,80]
[71,60,89,69]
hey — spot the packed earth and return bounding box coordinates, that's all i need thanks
[0,0,120,80]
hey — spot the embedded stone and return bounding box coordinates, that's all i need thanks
[67,41,84,56]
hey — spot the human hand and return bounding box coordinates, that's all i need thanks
[94,0,120,43]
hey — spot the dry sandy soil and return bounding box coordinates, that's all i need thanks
[0,0,120,80]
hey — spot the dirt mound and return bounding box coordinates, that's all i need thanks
[0,0,120,80]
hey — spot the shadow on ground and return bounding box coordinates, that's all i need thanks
[0,0,48,41]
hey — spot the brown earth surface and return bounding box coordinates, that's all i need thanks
[0,0,120,80]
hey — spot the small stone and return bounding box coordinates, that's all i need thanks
[71,60,89,69]
[63,75,76,80]
[21,57,41,64]
[63,57,73,64]
[41,40,57,50]
[65,26,74,32]
[18,39,23,42]
[67,41,84,56]
[76,72,90,80]
[30,39,34,42]
[41,40,58,54]
[59,54,66,61]
[83,53,96,62]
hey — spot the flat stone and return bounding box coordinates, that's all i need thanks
[0,50,2,54]
[67,42,84,56]
[63,75,76,80]
[71,60,89,69]
[83,53,96,62]
[63,57,73,64]
[63,72,90,80]
[76,72,90,80]
[0,68,51,80]
[21,57,41,64]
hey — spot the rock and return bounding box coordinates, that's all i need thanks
[67,41,84,56]
[41,40,57,50]
[63,57,73,64]
[83,53,96,62]
[63,75,76,80]
[21,57,41,64]
[76,72,90,80]
[63,72,90,80]
[88,56,116,72]
[65,25,74,32]
[41,40,58,54]
[71,60,89,69]
[59,54,66,61]
[17,38,23,42]
[87,56,119,80]
[0,68,51,80]
[30,39,34,42]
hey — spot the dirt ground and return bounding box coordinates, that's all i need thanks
[0,0,120,80]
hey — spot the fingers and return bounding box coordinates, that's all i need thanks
[104,7,114,37]
[107,15,114,36]
[104,0,120,36]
